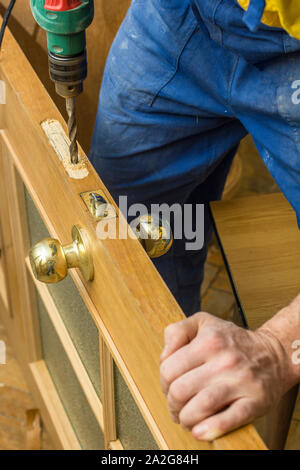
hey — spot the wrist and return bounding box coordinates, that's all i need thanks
[258,302,300,393]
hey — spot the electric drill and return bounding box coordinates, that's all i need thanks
[30,0,94,164]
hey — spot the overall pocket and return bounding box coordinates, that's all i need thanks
[105,0,198,108]
[199,0,286,63]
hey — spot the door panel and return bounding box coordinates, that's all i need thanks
[0,20,266,450]
[36,291,104,450]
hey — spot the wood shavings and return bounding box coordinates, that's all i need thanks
[41,119,89,179]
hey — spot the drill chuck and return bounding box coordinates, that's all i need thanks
[48,50,87,98]
[31,0,94,96]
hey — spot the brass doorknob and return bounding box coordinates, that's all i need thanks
[136,215,173,258]
[29,225,94,284]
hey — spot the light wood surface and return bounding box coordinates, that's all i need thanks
[211,193,300,330]
[0,19,266,450]
[100,336,119,449]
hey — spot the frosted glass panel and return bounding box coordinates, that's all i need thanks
[37,292,104,450]
[114,363,158,450]
[24,186,101,397]
[24,187,49,245]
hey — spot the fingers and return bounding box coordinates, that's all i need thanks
[167,366,210,421]
[177,383,235,429]
[160,314,201,363]
[166,356,240,422]
[160,324,230,396]
[160,339,205,395]
[192,398,255,441]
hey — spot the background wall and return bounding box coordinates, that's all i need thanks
[0,0,130,153]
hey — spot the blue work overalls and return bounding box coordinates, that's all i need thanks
[90,0,300,316]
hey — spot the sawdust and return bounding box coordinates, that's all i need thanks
[41,119,89,179]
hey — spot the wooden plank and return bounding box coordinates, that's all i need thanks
[29,360,81,450]
[4,152,42,362]
[0,138,18,323]
[26,258,104,432]
[99,336,118,449]
[0,21,265,450]
[211,194,300,329]
[215,424,268,450]
[0,134,31,364]
[110,440,124,451]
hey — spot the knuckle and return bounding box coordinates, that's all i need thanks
[218,383,231,398]
[192,339,205,356]
[178,409,193,429]
[204,329,226,352]
[200,394,214,412]
[160,362,172,386]
[168,381,187,405]
[164,323,178,339]
[252,378,266,397]
[216,417,228,433]
[221,350,241,370]
[239,401,254,420]
[195,312,210,323]
[240,367,256,383]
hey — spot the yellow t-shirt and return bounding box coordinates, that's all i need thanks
[238,0,300,40]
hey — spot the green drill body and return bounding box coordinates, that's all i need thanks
[30,0,94,57]
[30,0,94,164]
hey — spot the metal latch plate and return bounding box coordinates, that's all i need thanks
[80,190,117,221]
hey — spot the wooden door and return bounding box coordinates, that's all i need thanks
[0,21,266,450]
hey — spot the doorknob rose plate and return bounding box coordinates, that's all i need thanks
[29,225,94,284]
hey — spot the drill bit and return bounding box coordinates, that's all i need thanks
[66,97,79,165]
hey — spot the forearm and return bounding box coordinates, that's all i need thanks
[258,293,300,393]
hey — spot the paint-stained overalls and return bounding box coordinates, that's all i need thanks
[90,0,300,316]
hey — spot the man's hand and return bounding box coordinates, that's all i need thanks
[160,312,296,441]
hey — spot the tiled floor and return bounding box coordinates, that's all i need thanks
[0,136,299,449]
